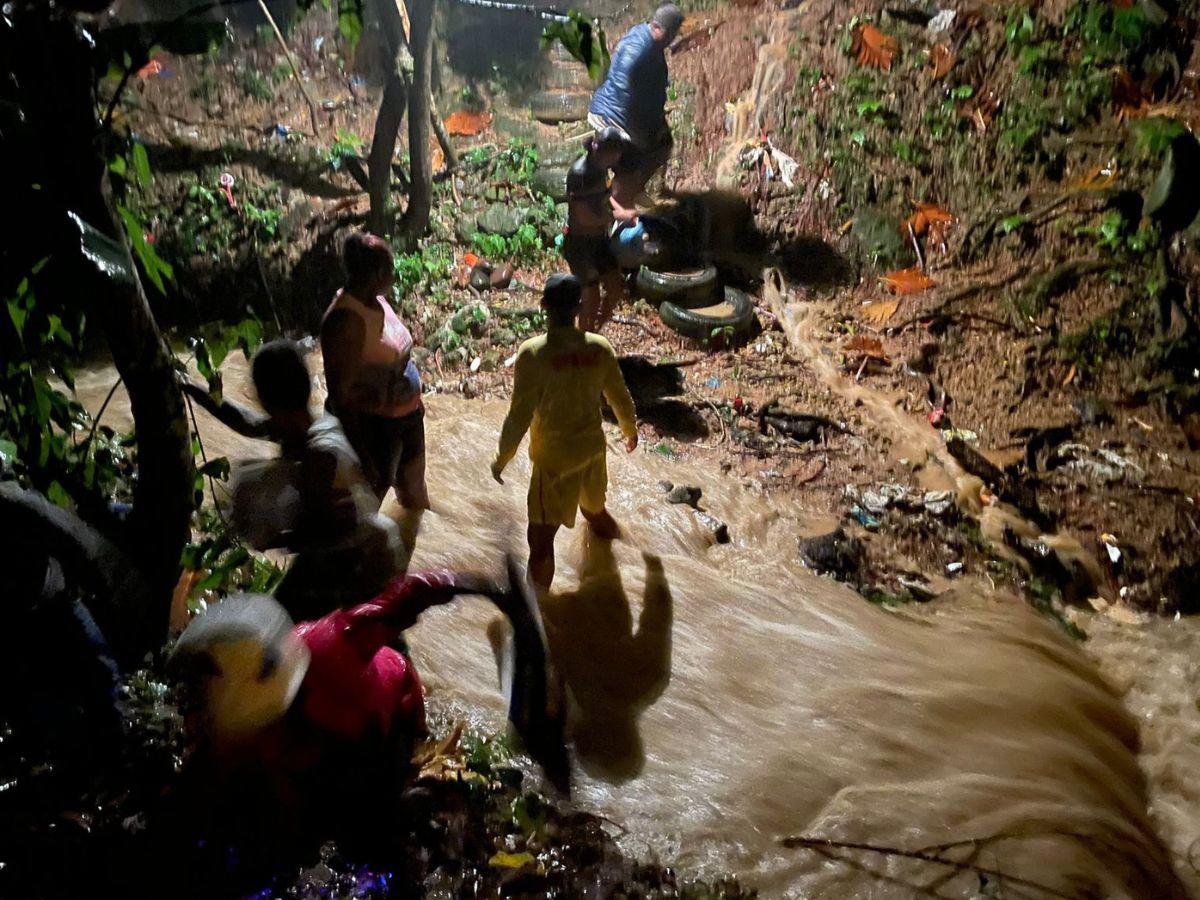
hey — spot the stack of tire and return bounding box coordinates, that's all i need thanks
[636,264,756,342]
[530,42,592,125]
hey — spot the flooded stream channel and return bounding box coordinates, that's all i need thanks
[74,352,1198,898]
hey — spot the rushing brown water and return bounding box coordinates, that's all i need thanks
[74,356,1193,897]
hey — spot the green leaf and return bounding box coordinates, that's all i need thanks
[109,154,128,178]
[46,481,72,509]
[132,141,152,188]
[337,0,364,50]
[999,214,1027,234]
[7,298,27,340]
[0,439,17,466]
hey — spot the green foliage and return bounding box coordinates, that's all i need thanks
[179,509,284,608]
[495,140,539,186]
[541,12,611,83]
[171,176,286,259]
[117,205,174,295]
[188,317,264,399]
[236,67,274,102]
[1,262,136,507]
[1132,116,1187,156]
[327,128,365,170]
[469,222,546,264]
[393,241,455,297]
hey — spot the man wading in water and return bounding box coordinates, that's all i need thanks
[491,274,639,592]
[587,3,683,206]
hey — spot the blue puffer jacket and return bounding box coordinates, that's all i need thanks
[588,23,668,149]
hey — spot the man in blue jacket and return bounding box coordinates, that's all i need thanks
[588,4,683,206]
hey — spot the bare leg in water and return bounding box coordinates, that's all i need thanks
[596,269,627,332]
[578,283,603,333]
[527,509,621,592]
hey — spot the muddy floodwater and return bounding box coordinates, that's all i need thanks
[74,355,1200,897]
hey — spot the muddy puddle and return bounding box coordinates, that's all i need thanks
[73,355,1197,897]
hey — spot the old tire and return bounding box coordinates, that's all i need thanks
[530,90,591,124]
[543,60,591,91]
[636,264,720,308]
[659,286,756,342]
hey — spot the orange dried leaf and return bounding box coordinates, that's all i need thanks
[928,44,955,80]
[1062,363,1077,387]
[444,109,493,136]
[861,299,900,326]
[851,23,897,71]
[1068,164,1118,191]
[844,334,889,360]
[903,201,955,238]
[880,267,936,295]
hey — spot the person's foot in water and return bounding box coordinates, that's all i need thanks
[583,508,621,540]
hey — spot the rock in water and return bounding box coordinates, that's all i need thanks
[799,526,864,580]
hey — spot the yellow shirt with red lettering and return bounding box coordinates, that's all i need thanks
[494,327,637,473]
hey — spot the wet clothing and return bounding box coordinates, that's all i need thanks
[248,415,402,620]
[494,327,637,528]
[322,290,422,419]
[562,233,618,286]
[588,23,669,150]
[529,452,609,527]
[322,290,427,503]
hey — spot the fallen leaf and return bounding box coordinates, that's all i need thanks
[431,145,445,173]
[1062,363,1077,386]
[844,334,889,360]
[489,851,536,869]
[960,89,1000,133]
[879,267,936,295]
[786,457,826,483]
[927,43,955,79]
[851,23,897,71]
[861,298,900,326]
[444,109,493,136]
[903,202,956,239]
[1068,164,1118,192]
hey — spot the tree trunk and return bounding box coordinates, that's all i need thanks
[367,71,409,236]
[399,0,435,248]
[8,9,195,656]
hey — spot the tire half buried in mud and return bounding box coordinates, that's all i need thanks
[636,264,720,307]
[659,286,756,341]
[529,90,591,124]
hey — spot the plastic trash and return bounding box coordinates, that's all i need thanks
[849,505,880,530]
[219,171,237,208]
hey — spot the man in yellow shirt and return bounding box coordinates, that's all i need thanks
[491,274,639,591]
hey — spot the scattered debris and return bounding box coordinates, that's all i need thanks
[1047,443,1144,484]
[923,490,955,517]
[946,561,964,576]
[849,505,880,530]
[740,138,800,189]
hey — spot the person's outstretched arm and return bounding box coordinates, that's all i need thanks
[492,349,540,482]
[180,376,272,440]
[600,343,639,452]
